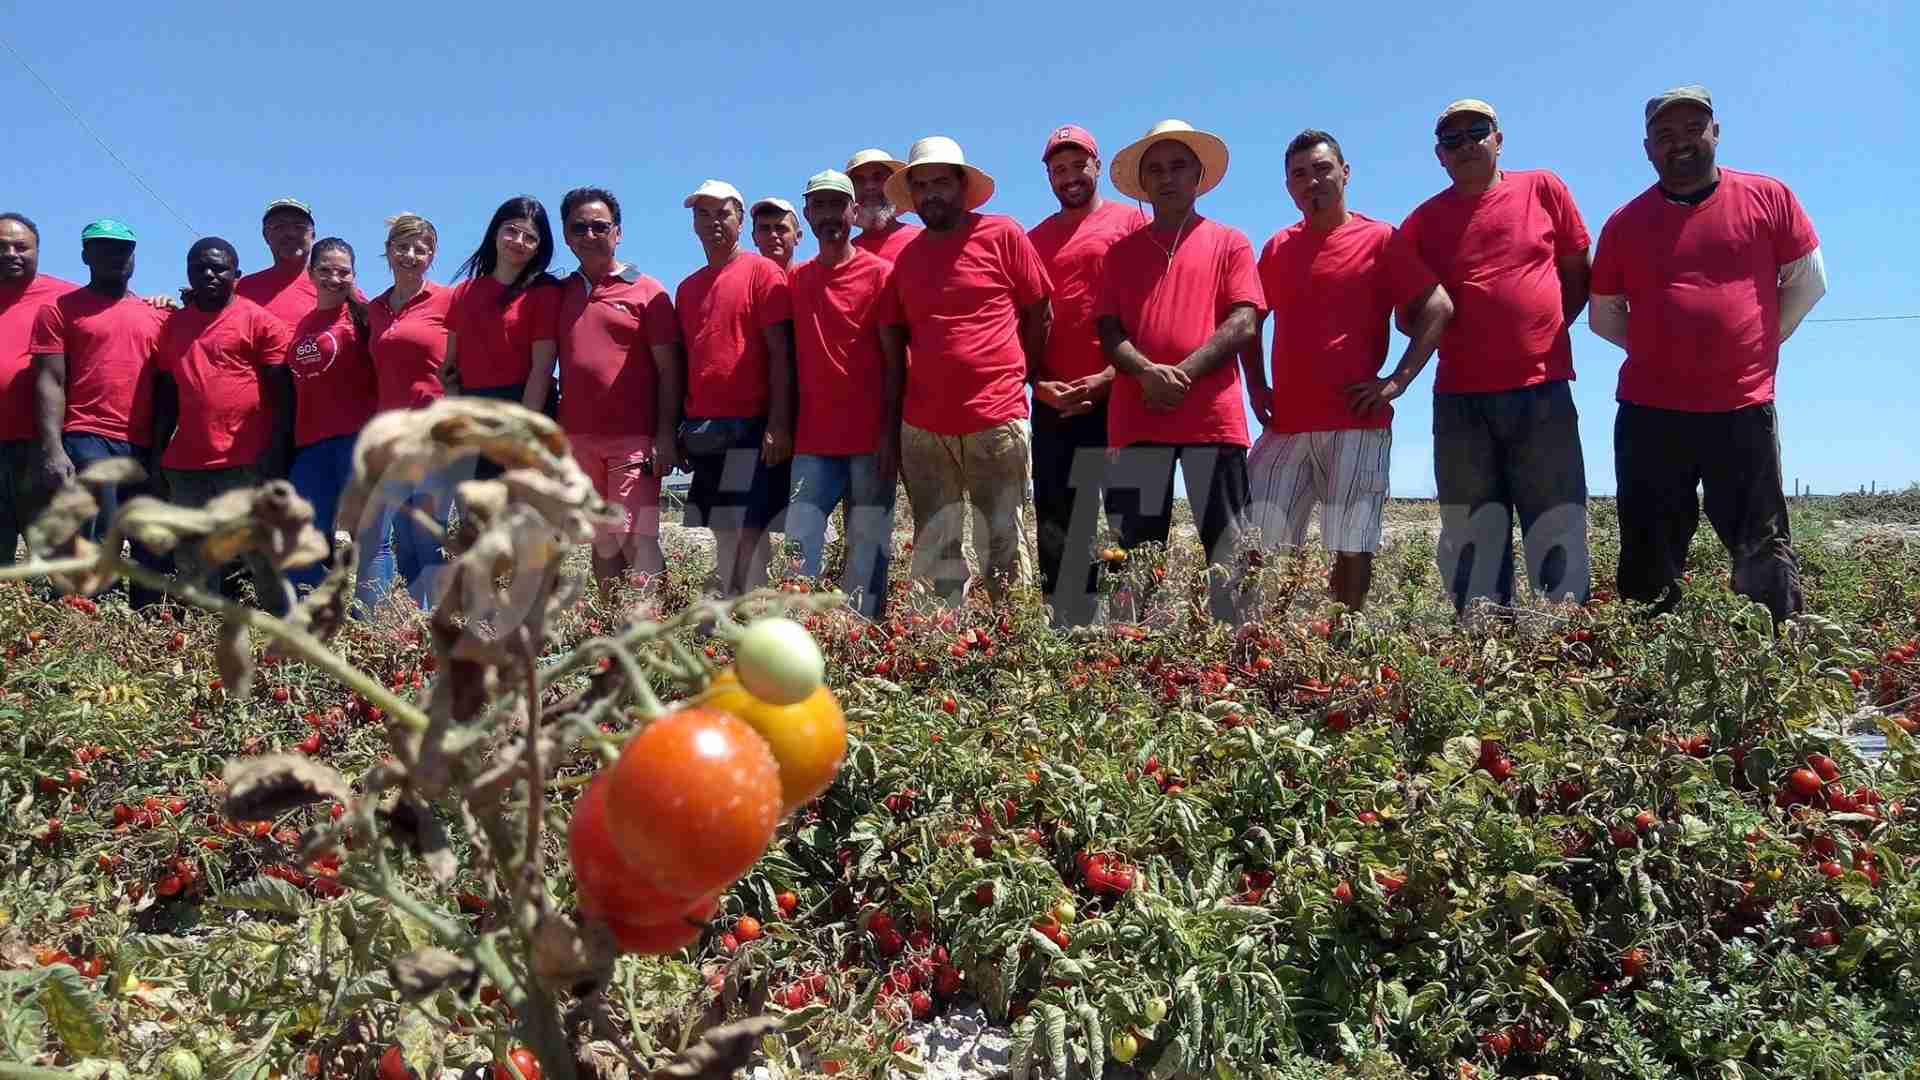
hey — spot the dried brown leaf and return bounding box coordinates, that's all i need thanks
[388,947,478,1002]
[217,617,254,698]
[648,1017,784,1080]
[27,484,99,554]
[222,754,351,821]
[75,457,147,488]
[531,915,616,997]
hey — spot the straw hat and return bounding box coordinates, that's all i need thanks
[1108,120,1229,202]
[883,136,996,213]
[844,148,907,175]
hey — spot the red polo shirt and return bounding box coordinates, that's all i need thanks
[28,286,165,444]
[288,305,378,447]
[675,253,791,419]
[557,264,679,437]
[446,276,561,391]
[1029,201,1148,384]
[155,298,291,470]
[853,222,923,264]
[367,282,451,412]
[792,249,900,456]
[235,261,320,328]
[0,273,77,441]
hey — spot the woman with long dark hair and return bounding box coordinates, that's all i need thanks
[286,237,381,600]
[442,196,560,406]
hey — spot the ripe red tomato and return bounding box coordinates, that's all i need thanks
[1620,947,1648,979]
[776,890,799,916]
[1786,768,1823,798]
[600,706,783,897]
[735,915,763,942]
[1633,811,1656,833]
[569,777,700,925]
[1807,753,1840,782]
[1486,756,1513,782]
[491,1046,542,1080]
[599,897,717,954]
[1332,880,1354,904]
[377,1045,411,1080]
[909,990,934,1018]
[1481,1031,1512,1056]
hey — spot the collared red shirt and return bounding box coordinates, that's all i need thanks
[557,262,679,436]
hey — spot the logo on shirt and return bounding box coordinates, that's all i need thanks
[292,331,338,378]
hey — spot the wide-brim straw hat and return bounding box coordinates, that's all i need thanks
[845,148,907,176]
[884,136,996,213]
[1108,119,1229,202]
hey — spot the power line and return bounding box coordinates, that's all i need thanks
[0,32,196,233]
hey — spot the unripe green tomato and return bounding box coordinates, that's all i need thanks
[734,618,824,705]
[1053,898,1077,925]
[1143,997,1169,1024]
[1110,1030,1139,1063]
[162,1048,204,1080]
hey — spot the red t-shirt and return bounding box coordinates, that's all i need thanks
[288,305,378,447]
[0,274,77,441]
[1257,214,1437,434]
[154,298,291,470]
[235,262,319,329]
[557,266,679,437]
[1029,202,1148,384]
[889,213,1052,436]
[675,254,791,419]
[446,276,561,391]
[1592,169,1819,412]
[792,250,901,456]
[27,286,165,445]
[853,222,923,264]
[1097,217,1262,449]
[367,282,451,412]
[1398,169,1590,393]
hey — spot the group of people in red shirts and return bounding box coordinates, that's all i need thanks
[0,84,1825,627]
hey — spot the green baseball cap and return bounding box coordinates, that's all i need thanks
[802,170,856,199]
[80,219,138,243]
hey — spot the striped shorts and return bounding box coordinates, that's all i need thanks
[1246,427,1391,554]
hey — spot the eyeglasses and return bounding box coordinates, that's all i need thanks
[568,221,614,238]
[1437,123,1495,150]
[499,226,541,245]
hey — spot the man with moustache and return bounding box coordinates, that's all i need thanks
[785,170,901,620]
[1096,120,1263,624]
[236,198,323,327]
[750,197,804,272]
[883,136,1052,606]
[675,180,795,600]
[1026,124,1146,627]
[30,220,172,598]
[0,213,73,564]
[846,149,922,263]
[1399,99,1593,617]
[1590,86,1825,622]
[545,187,682,593]
[1244,130,1453,611]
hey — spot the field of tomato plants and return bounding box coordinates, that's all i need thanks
[3,487,1920,1080]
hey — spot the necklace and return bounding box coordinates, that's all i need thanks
[1145,207,1195,272]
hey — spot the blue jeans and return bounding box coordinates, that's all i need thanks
[787,453,894,620]
[63,433,170,605]
[289,433,400,614]
[358,467,454,612]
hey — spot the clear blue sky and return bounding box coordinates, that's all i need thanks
[6,1,1914,495]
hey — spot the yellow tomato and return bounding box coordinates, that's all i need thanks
[703,672,847,814]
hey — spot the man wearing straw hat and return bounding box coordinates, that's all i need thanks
[1399,98,1593,617]
[1590,85,1825,622]
[883,136,1053,606]
[846,149,922,264]
[749,196,804,273]
[1096,120,1264,623]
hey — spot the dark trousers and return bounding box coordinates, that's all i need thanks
[1433,380,1590,614]
[0,440,44,566]
[1615,401,1802,622]
[1031,401,1109,627]
[163,464,288,614]
[64,433,170,606]
[1105,443,1249,622]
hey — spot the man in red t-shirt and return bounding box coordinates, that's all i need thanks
[1591,86,1826,622]
[236,198,320,328]
[674,180,795,600]
[152,237,294,606]
[1400,99,1593,616]
[787,170,902,620]
[846,149,923,264]
[749,197,803,273]
[30,218,170,597]
[0,212,72,563]
[883,136,1053,605]
[1243,130,1453,611]
[1096,120,1262,623]
[552,186,682,592]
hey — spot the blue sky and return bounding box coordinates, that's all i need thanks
[6,0,1914,495]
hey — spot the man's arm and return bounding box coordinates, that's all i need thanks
[151,374,178,472]
[1556,251,1591,324]
[1778,247,1828,342]
[1239,315,1272,430]
[1588,294,1629,348]
[32,354,74,487]
[877,324,909,490]
[1017,297,1053,385]
[760,320,796,465]
[521,340,558,413]
[439,332,462,395]
[650,343,683,474]
[1098,314,1191,413]
[1177,303,1259,381]
[1347,284,1454,415]
[259,366,295,480]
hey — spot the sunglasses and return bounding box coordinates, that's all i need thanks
[1437,123,1495,150]
[568,221,615,237]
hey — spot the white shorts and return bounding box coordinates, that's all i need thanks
[1246,427,1391,554]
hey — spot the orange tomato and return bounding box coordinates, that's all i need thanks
[701,674,846,813]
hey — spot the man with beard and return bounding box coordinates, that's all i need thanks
[785,170,901,620]
[236,198,324,327]
[883,136,1052,606]
[1590,86,1825,623]
[749,197,804,272]
[846,149,922,263]
[30,220,171,599]
[1244,130,1453,612]
[1399,99,1593,617]
[0,213,73,564]
[1025,124,1145,627]
[1096,120,1263,624]
[675,180,795,600]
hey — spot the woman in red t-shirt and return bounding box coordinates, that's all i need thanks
[287,238,379,600]
[442,196,560,406]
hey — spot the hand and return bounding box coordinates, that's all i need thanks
[652,437,680,477]
[761,426,793,466]
[143,294,182,312]
[40,447,76,489]
[1136,364,1191,412]
[1076,369,1116,405]
[1246,381,1274,429]
[1345,375,1407,417]
[1034,379,1087,416]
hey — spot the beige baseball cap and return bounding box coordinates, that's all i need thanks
[845,148,907,175]
[1435,98,1499,134]
[749,196,797,219]
[683,179,745,210]
[802,170,856,199]
[1645,85,1714,124]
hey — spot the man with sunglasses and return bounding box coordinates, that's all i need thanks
[1590,86,1825,623]
[551,187,683,593]
[1400,99,1593,617]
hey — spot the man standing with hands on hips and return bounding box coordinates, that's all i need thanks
[1590,85,1826,623]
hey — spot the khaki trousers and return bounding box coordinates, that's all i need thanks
[899,419,1031,604]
